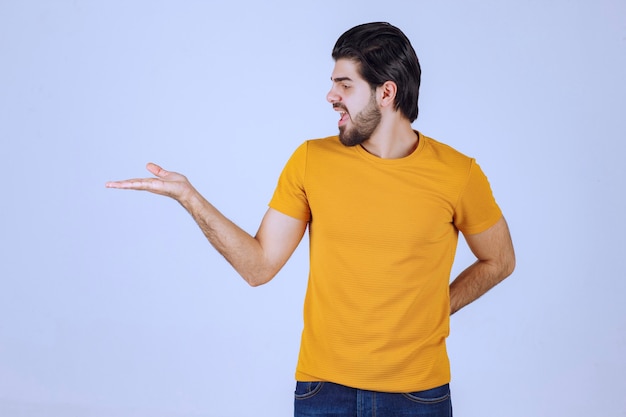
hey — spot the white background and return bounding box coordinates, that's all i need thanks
[1,1,625,416]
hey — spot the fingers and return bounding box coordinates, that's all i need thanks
[146,162,167,178]
[105,178,158,190]
[105,162,168,189]
[105,163,188,197]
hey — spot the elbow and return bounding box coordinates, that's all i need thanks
[242,269,276,287]
[237,256,283,287]
[503,263,515,281]
[502,252,516,280]
[488,252,516,285]
[246,277,268,287]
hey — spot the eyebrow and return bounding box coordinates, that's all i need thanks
[331,76,353,83]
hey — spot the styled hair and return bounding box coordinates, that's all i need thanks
[332,22,421,122]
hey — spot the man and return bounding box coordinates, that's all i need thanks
[106,22,515,417]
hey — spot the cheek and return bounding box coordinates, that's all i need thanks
[353,95,374,114]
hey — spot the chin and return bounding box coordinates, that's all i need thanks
[339,130,366,147]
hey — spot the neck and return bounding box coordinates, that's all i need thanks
[360,117,418,159]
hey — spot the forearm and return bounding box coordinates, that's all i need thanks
[180,190,272,286]
[106,163,303,286]
[449,259,513,315]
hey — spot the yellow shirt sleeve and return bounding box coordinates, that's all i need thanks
[269,141,311,222]
[454,159,503,235]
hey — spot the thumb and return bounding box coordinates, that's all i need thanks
[146,162,168,178]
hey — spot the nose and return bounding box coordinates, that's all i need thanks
[326,85,340,104]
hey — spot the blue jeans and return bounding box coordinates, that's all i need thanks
[294,381,452,417]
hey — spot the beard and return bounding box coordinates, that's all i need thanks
[338,93,381,147]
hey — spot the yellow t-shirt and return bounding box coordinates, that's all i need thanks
[269,132,502,392]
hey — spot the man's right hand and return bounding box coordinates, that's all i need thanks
[105,162,195,204]
[105,162,307,286]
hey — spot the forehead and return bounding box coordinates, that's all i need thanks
[331,58,366,83]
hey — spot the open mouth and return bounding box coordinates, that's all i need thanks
[334,103,350,126]
[338,111,349,126]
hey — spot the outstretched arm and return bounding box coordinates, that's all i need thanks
[106,163,307,286]
[449,216,516,315]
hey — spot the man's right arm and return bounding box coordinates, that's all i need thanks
[106,162,308,286]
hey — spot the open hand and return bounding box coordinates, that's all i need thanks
[105,162,195,202]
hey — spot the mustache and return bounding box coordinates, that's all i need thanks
[333,103,348,112]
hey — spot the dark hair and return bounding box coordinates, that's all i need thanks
[332,22,421,122]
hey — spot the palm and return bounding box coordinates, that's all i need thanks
[106,162,193,201]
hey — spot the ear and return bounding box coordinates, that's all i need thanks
[377,81,398,109]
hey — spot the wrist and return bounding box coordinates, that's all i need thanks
[178,184,201,210]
